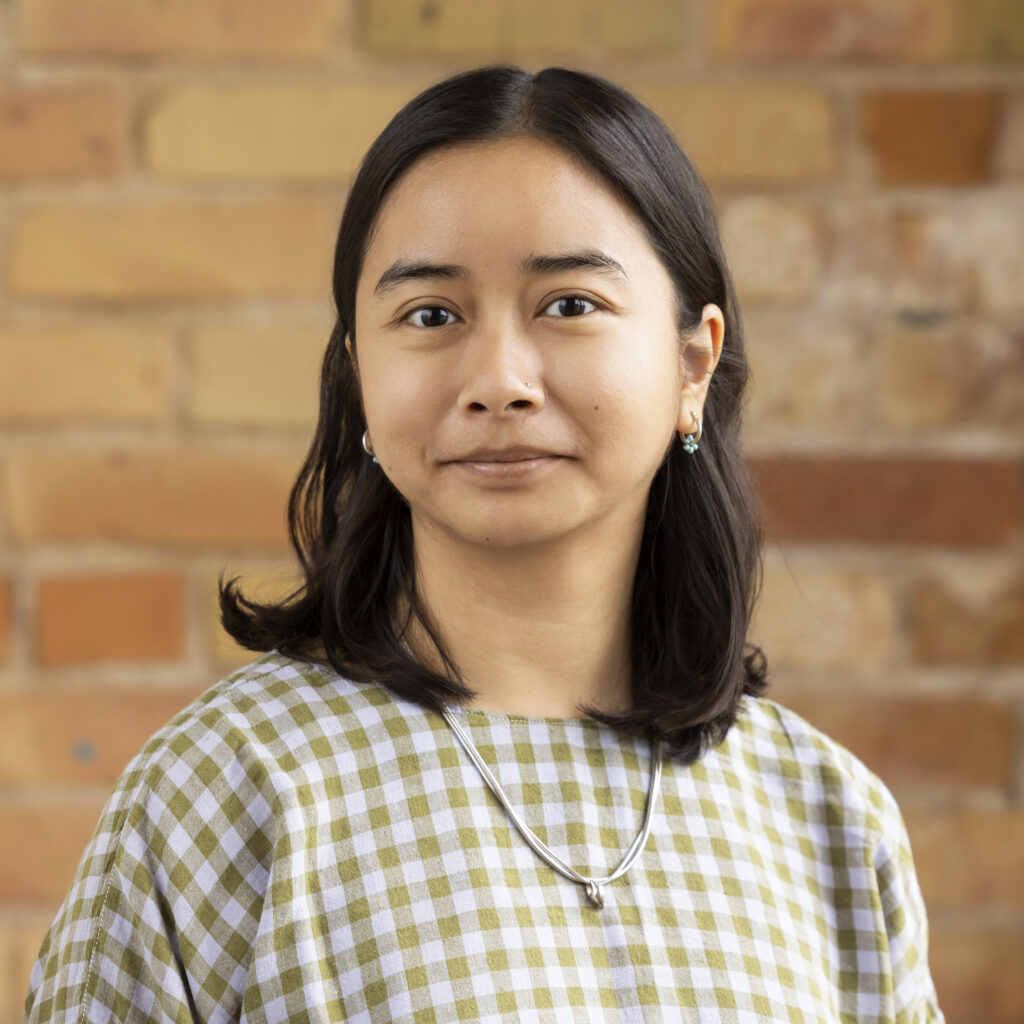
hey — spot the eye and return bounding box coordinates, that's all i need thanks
[403,306,459,328]
[542,295,598,318]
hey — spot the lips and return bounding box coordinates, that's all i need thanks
[449,447,558,463]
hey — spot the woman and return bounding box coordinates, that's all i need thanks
[26,66,943,1022]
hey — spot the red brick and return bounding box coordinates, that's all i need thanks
[0,688,199,784]
[750,456,1022,547]
[35,573,187,666]
[0,580,11,663]
[780,693,1014,790]
[0,802,105,903]
[18,0,340,58]
[6,447,300,549]
[931,924,1024,1022]
[0,87,125,181]
[911,572,1024,665]
[904,809,1024,912]
[861,91,1000,185]
[718,0,938,60]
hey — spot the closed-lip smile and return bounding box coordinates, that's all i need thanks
[450,447,558,463]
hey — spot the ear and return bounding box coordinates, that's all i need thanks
[344,334,360,381]
[677,303,724,435]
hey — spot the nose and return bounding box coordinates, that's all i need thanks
[456,320,544,416]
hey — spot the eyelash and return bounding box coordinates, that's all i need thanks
[401,295,600,328]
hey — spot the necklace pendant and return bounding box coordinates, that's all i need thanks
[584,880,606,909]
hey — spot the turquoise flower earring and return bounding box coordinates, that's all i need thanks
[681,414,702,454]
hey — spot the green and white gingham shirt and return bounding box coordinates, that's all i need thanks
[27,652,943,1023]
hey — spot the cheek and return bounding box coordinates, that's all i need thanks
[360,359,446,450]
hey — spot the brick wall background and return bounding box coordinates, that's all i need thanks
[0,0,1022,1020]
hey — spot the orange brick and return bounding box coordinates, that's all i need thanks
[0,580,11,663]
[779,693,1014,789]
[8,198,337,302]
[185,322,325,427]
[0,688,200,784]
[751,456,1022,547]
[931,924,1024,1024]
[0,323,174,423]
[35,573,187,666]
[715,0,951,60]
[0,87,125,181]
[861,91,1000,185]
[905,808,1024,911]
[0,802,106,903]
[18,0,339,58]
[146,81,419,183]
[751,562,896,670]
[635,83,835,183]
[7,447,301,549]
[911,570,1024,665]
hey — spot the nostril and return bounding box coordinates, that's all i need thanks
[507,399,532,410]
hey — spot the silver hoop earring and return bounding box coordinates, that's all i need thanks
[681,414,702,455]
[362,430,379,465]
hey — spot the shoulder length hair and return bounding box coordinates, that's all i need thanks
[221,64,767,764]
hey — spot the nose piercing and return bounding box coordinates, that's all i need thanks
[523,381,532,388]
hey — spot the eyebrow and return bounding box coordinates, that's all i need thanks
[372,249,628,296]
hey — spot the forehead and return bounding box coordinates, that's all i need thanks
[361,136,656,275]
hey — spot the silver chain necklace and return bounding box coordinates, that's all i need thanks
[441,706,663,909]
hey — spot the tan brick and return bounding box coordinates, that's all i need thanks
[0,802,106,903]
[952,0,1024,62]
[210,566,303,668]
[751,456,1022,547]
[911,567,1024,665]
[931,924,1024,1024]
[994,94,1024,178]
[905,809,1024,912]
[751,563,896,669]
[7,446,300,549]
[636,84,835,183]
[186,322,325,427]
[35,573,186,666]
[744,314,869,438]
[0,579,11,663]
[861,91,1000,185]
[887,197,1024,317]
[361,0,686,55]
[146,81,417,183]
[0,323,173,423]
[873,321,1024,433]
[715,0,960,60]
[779,693,1014,789]
[0,688,199,784]
[8,198,337,302]
[19,0,339,58]
[0,87,125,181]
[720,198,821,304]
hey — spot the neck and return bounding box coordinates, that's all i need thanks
[406,519,641,719]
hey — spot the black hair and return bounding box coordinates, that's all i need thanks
[221,65,767,764]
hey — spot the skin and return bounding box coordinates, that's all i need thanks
[351,136,723,718]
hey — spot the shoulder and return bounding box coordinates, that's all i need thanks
[119,651,433,801]
[720,694,906,850]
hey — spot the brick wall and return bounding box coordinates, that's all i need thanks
[0,1,1021,1020]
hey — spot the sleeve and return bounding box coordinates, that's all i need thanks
[24,727,274,1024]
[24,781,200,1024]
[871,787,945,1024]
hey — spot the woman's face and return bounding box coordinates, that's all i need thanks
[353,136,722,551]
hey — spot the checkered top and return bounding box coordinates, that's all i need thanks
[26,652,943,1023]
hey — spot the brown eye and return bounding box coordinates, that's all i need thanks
[543,296,597,318]
[406,306,457,328]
